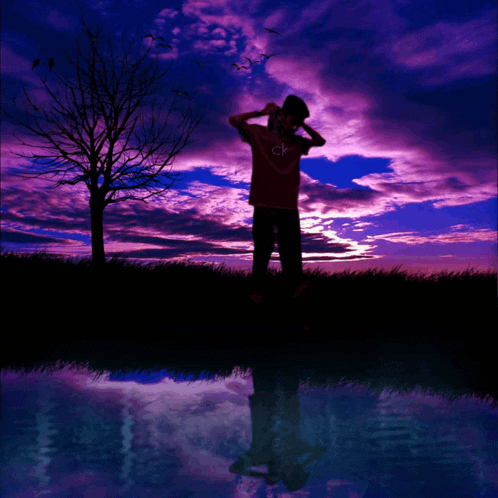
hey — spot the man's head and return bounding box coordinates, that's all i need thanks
[268,95,309,136]
[276,110,303,131]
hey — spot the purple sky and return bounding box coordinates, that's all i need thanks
[1,0,496,276]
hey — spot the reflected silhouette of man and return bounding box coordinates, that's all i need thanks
[229,95,326,303]
[229,364,325,491]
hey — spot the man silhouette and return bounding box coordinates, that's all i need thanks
[229,95,326,303]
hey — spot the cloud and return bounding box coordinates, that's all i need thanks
[367,228,497,245]
[46,9,71,30]
[157,8,180,21]
[373,10,497,84]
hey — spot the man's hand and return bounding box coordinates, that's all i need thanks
[301,122,326,146]
[261,102,280,115]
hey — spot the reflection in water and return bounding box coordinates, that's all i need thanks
[229,365,326,490]
[1,361,497,497]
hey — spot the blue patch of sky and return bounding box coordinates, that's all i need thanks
[108,368,217,383]
[302,155,391,190]
[17,227,91,244]
[367,197,497,233]
[174,166,250,192]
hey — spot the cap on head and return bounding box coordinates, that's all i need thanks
[281,95,309,124]
[268,94,309,133]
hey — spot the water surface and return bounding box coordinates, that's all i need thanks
[1,365,497,497]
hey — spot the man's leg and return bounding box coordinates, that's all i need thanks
[252,207,277,292]
[276,209,303,296]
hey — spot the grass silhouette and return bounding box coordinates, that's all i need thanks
[2,250,496,336]
[2,250,497,406]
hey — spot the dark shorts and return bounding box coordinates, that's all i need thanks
[252,206,302,288]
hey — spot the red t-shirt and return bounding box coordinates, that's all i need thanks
[237,123,313,210]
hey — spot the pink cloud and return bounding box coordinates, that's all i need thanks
[46,9,71,30]
[157,8,180,21]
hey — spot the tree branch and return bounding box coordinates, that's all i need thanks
[2,15,204,206]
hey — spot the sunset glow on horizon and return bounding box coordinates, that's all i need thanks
[1,0,496,278]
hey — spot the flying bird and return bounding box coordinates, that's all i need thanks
[243,57,260,65]
[48,57,55,71]
[157,43,173,50]
[259,53,282,60]
[31,58,41,70]
[231,63,249,70]
[192,60,207,68]
[143,34,165,41]
[264,28,281,35]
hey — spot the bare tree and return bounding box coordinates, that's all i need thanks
[2,16,203,265]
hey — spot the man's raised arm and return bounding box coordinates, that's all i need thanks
[301,122,326,146]
[229,102,278,127]
[229,110,264,127]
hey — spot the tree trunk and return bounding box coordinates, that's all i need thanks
[90,196,105,266]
